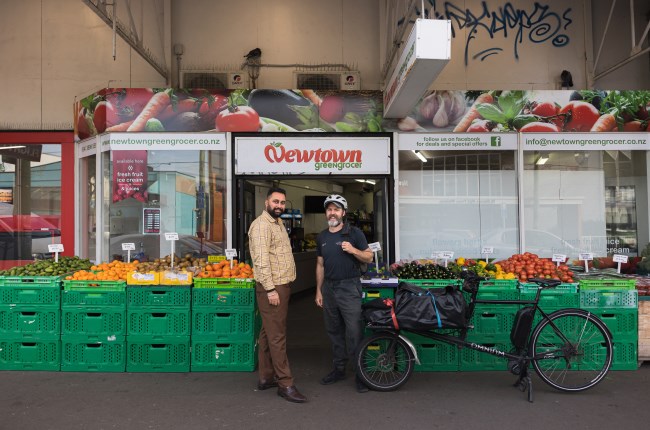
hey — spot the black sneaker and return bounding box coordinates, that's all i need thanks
[320,368,346,385]
[355,376,369,393]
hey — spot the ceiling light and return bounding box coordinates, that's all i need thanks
[355,179,366,183]
[412,150,427,163]
[366,180,376,185]
[0,145,26,150]
[535,154,549,165]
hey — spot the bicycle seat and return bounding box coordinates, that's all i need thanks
[527,278,562,288]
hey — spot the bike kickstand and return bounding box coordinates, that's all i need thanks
[513,370,534,403]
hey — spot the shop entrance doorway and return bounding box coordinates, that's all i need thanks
[234,177,392,295]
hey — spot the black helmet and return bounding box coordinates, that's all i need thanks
[323,194,347,210]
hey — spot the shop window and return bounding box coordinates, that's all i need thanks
[398,150,518,260]
[101,150,227,262]
[0,144,62,261]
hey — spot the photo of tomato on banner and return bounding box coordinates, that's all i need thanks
[112,150,148,203]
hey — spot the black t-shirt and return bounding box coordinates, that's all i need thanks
[316,224,369,280]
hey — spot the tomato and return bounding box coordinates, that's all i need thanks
[199,95,228,116]
[319,96,346,123]
[466,120,492,132]
[121,88,154,115]
[93,101,118,133]
[215,106,260,132]
[559,101,600,132]
[76,108,91,140]
[531,101,558,118]
[519,122,560,132]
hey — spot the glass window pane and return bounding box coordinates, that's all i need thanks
[0,144,61,261]
[104,150,226,262]
[399,150,518,260]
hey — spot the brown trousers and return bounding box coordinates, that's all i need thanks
[256,282,294,388]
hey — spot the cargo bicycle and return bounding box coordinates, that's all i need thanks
[356,274,614,402]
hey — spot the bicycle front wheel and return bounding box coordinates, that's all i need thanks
[530,309,612,392]
[356,332,415,391]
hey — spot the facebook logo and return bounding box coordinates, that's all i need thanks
[491,136,502,147]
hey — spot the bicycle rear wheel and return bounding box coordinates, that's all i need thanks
[356,332,415,391]
[530,309,612,392]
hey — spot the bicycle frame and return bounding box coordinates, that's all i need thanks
[369,282,579,365]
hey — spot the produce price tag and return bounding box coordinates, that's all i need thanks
[441,251,454,259]
[48,244,64,263]
[579,252,594,273]
[207,255,227,263]
[613,254,628,274]
[48,244,64,253]
[552,254,567,267]
[432,251,454,267]
[225,249,237,269]
[165,232,179,241]
[122,243,136,251]
[368,242,381,252]
[481,246,494,254]
[164,233,179,268]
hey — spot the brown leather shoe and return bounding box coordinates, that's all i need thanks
[277,385,307,403]
[257,378,279,390]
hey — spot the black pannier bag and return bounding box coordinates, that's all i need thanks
[510,306,536,350]
[395,282,467,330]
[362,298,399,329]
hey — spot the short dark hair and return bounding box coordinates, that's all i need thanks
[267,187,286,197]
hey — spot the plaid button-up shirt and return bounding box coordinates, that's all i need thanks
[248,210,296,291]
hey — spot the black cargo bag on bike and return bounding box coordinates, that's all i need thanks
[510,306,536,350]
[362,298,399,329]
[395,282,467,330]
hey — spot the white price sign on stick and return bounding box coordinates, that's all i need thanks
[122,243,136,263]
[432,251,454,267]
[613,254,628,274]
[165,232,179,268]
[481,246,494,263]
[579,253,594,273]
[225,248,238,268]
[48,244,64,263]
[552,254,567,267]
[368,242,381,273]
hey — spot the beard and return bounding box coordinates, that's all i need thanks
[266,204,283,219]
[327,215,342,227]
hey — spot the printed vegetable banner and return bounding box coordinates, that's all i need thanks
[74,88,650,140]
[112,150,148,203]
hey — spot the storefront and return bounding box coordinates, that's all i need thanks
[74,88,650,272]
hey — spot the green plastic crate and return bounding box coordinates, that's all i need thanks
[406,333,459,372]
[0,305,60,339]
[520,283,579,309]
[400,279,462,288]
[61,306,126,337]
[459,341,512,371]
[191,339,257,372]
[580,289,638,308]
[466,305,518,342]
[0,284,60,306]
[192,287,255,308]
[127,286,191,308]
[479,279,519,289]
[2,275,62,287]
[580,308,639,341]
[62,281,126,307]
[193,278,255,289]
[578,340,638,371]
[0,339,60,371]
[191,307,257,340]
[362,287,395,304]
[579,279,636,290]
[127,308,190,337]
[126,335,190,372]
[61,335,126,372]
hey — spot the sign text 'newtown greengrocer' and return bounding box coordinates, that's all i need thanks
[235,137,391,175]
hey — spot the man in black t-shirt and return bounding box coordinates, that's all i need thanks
[315,194,373,393]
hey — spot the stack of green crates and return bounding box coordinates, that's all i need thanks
[579,279,638,370]
[60,280,127,372]
[191,278,257,371]
[0,276,62,371]
[126,286,191,372]
[460,279,520,371]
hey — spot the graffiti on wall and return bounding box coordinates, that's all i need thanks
[398,0,573,65]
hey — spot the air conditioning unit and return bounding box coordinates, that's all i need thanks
[293,71,361,91]
[180,71,249,90]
